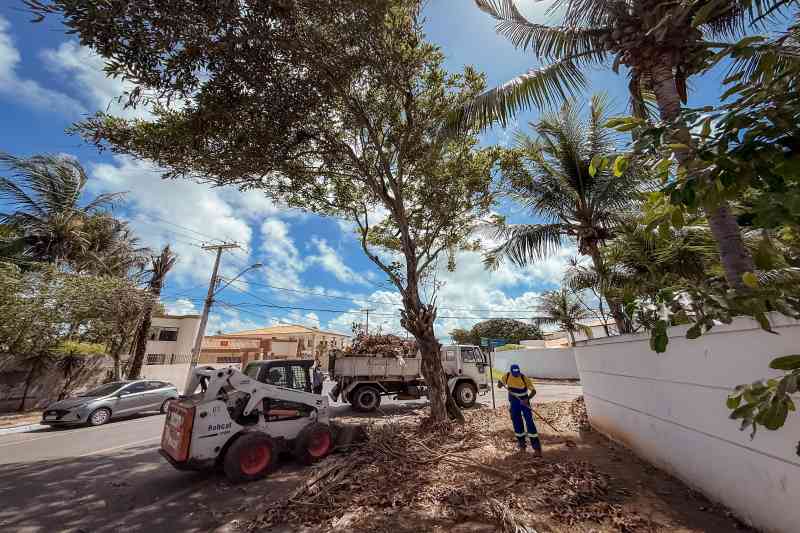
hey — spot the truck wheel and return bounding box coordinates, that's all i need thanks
[351,385,381,412]
[294,423,334,465]
[223,432,276,483]
[454,382,477,408]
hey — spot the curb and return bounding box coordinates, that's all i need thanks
[0,423,46,435]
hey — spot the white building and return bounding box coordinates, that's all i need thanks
[141,314,202,364]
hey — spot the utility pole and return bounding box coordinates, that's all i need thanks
[184,242,240,394]
[362,308,374,335]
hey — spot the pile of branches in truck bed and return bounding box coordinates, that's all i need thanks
[251,398,656,533]
[342,333,418,358]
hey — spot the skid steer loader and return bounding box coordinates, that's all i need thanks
[160,360,334,482]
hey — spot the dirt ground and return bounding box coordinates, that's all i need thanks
[230,398,755,533]
[0,410,41,428]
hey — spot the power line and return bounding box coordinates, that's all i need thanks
[220,276,542,313]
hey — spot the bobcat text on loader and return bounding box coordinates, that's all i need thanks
[160,360,334,482]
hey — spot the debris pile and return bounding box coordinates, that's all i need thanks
[534,395,591,433]
[252,398,653,533]
[342,333,418,358]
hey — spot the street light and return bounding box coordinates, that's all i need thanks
[184,262,264,394]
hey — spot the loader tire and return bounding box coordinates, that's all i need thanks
[454,382,477,408]
[294,423,334,465]
[223,432,276,483]
[351,385,381,412]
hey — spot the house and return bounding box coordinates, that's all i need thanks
[224,324,351,369]
[141,314,201,365]
[198,335,299,367]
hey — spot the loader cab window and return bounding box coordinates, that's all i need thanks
[265,366,290,388]
[243,363,260,380]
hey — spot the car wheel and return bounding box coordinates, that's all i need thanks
[351,385,381,412]
[88,408,111,426]
[454,382,477,408]
[293,423,334,465]
[223,432,277,483]
[160,398,174,414]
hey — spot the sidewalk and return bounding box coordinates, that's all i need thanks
[0,411,43,434]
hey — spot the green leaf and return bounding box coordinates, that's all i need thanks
[671,208,684,229]
[769,355,800,371]
[759,401,788,431]
[667,143,690,151]
[686,322,702,340]
[613,156,628,177]
[730,403,756,420]
[700,117,712,139]
[726,393,742,410]
[589,155,600,177]
[754,312,772,332]
[742,271,759,289]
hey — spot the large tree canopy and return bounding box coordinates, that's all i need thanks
[30,0,500,423]
[450,319,543,346]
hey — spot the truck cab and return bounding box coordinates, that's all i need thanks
[441,344,491,407]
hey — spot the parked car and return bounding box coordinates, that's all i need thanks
[41,380,179,427]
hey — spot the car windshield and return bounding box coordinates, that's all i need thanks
[79,382,126,397]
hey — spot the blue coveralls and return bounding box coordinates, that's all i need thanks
[501,372,542,451]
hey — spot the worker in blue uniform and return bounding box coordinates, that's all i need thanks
[498,363,542,456]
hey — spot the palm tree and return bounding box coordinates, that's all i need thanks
[0,153,124,268]
[78,214,150,278]
[127,245,177,380]
[462,0,795,291]
[486,94,645,332]
[535,288,593,346]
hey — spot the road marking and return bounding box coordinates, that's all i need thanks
[0,415,164,448]
[77,436,161,457]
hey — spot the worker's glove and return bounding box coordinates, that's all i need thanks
[496,381,504,389]
[528,391,536,400]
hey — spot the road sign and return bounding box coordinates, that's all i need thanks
[489,338,507,349]
[480,337,489,347]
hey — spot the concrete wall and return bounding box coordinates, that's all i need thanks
[493,347,579,379]
[142,362,241,392]
[574,313,800,533]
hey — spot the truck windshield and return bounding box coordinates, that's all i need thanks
[461,347,484,363]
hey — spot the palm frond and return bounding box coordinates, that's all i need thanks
[450,57,594,131]
[475,0,611,58]
[487,223,565,268]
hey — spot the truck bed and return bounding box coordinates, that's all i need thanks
[332,356,421,379]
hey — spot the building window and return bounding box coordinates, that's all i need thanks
[220,340,229,347]
[217,356,242,364]
[146,354,167,365]
[158,327,179,342]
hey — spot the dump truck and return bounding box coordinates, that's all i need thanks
[328,344,491,411]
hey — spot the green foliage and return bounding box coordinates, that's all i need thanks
[0,153,148,276]
[727,354,800,455]
[450,319,543,346]
[495,343,525,351]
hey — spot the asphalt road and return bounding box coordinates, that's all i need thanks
[0,381,581,532]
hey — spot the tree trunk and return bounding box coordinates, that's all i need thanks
[567,329,576,347]
[400,288,464,424]
[127,307,152,380]
[650,60,754,291]
[18,360,40,412]
[587,245,631,334]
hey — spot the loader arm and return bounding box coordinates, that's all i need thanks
[187,366,330,424]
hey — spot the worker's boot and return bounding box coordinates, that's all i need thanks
[528,447,542,457]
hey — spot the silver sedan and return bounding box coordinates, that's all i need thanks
[41,380,179,427]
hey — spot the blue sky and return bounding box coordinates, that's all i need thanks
[0,1,732,338]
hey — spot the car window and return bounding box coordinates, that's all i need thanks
[146,381,164,390]
[125,382,149,394]
[80,382,126,397]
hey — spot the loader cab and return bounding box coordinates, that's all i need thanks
[243,359,313,393]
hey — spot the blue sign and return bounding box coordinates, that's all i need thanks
[489,338,507,349]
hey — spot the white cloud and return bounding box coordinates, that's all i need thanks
[165,298,198,316]
[88,155,257,284]
[260,218,304,291]
[308,237,368,286]
[0,16,85,115]
[40,41,151,120]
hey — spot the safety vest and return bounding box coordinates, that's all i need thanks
[503,372,535,399]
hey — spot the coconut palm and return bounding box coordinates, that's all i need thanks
[462,0,796,292]
[127,245,177,380]
[78,214,150,278]
[486,94,646,332]
[535,288,593,346]
[0,153,124,267]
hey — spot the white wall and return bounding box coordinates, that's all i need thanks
[493,347,579,379]
[574,313,800,533]
[142,362,241,392]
